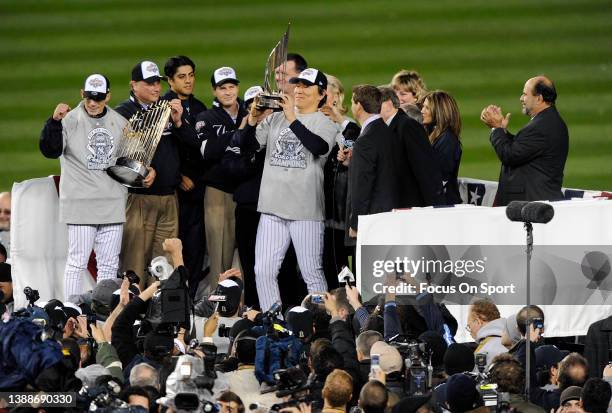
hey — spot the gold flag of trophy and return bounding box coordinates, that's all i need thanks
[257,23,290,110]
[107,100,172,187]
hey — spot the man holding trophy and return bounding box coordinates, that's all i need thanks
[240,67,338,311]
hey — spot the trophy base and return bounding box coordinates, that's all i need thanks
[257,94,283,110]
[107,157,149,188]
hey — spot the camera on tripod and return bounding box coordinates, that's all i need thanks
[267,366,312,412]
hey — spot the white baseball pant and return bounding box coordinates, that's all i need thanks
[64,223,123,299]
[255,213,328,311]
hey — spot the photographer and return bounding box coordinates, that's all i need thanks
[0,262,13,320]
[324,289,361,398]
[370,341,404,396]
[433,342,475,410]
[198,274,245,355]
[489,353,545,413]
[467,298,506,367]
[355,330,384,391]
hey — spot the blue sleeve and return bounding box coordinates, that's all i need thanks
[416,293,455,344]
[384,301,402,340]
[355,306,370,329]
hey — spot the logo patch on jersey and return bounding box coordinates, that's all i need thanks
[270,127,306,169]
[87,127,115,170]
[195,120,206,132]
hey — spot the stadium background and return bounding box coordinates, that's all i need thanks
[0,0,610,192]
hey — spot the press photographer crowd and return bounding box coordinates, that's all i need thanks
[0,45,597,413]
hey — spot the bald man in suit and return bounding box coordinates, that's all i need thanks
[481,76,569,206]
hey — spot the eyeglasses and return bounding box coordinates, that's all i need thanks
[0,209,10,215]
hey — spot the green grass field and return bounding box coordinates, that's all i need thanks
[0,0,610,192]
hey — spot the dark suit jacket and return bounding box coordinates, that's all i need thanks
[348,118,399,229]
[584,315,612,379]
[490,106,569,206]
[432,130,462,205]
[389,110,445,207]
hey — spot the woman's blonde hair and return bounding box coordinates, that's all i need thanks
[390,69,428,102]
[423,90,462,144]
[325,74,348,116]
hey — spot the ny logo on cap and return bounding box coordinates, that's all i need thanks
[89,78,104,88]
[146,63,159,75]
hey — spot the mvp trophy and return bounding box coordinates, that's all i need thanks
[107,100,172,187]
[257,24,290,110]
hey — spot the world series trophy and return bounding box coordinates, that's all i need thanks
[107,100,172,187]
[257,24,290,110]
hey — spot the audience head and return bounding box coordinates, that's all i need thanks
[558,353,589,391]
[217,391,245,413]
[516,304,545,336]
[501,313,522,348]
[535,344,568,386]
[421,90,462,144]
[322,369,353,410]
[391,70,427,105]
[129,362,160,390]
[285,306,313,340]
[325,74,348,115]
[392,395,434,413]
[120,385,150,411]
[216,278,243,317]
[581,378,611,413]
[233,330,257,365]
[370,341,403,374]
[445,373,483,413]
[378,86,400,122]
[352,85,382,120]
[356,330,383,361]
[0,243,6,263]
[0,263,12,304]
[521,76,556,117]
[0,192,10,231]
[560,386,584,413]
[467,298,500,339]
[359,380,388,413]
[489,353,525,394]
[401,103,423,124]
[419,331,448,369]
[312,340,344,378]
[301,293,331,337]
[444,343,475,375]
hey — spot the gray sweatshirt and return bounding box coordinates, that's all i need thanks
[59,102,127,224]
[255,111,338,221]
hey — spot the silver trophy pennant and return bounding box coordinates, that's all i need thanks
[107,100,172,188]
[257,24,290,110]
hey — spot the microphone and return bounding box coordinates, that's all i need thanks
[506,201,529,222]
[521,202,554,224]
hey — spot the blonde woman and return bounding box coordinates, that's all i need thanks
[421,91,462,205]
[320,74,360,282]
[391,69,428,106]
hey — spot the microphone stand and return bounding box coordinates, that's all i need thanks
[524,221,533,400]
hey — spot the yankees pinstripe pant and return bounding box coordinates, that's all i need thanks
[64,223,123,299]
[255,213,328,311]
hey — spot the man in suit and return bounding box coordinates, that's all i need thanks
[480,76,569,206]
[348,85,398,238]
[379,87,444,207]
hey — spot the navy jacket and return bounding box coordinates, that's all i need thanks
[432,130,462,205]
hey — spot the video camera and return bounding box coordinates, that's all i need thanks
[76,377,148,413]
[267,366,312,412]
[388,335,433,395]
[169,353,219,412]
[24,286,40,306]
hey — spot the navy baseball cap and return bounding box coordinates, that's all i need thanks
[83,74,110,101]
[132,61,166,83]
[289,68,327,89]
